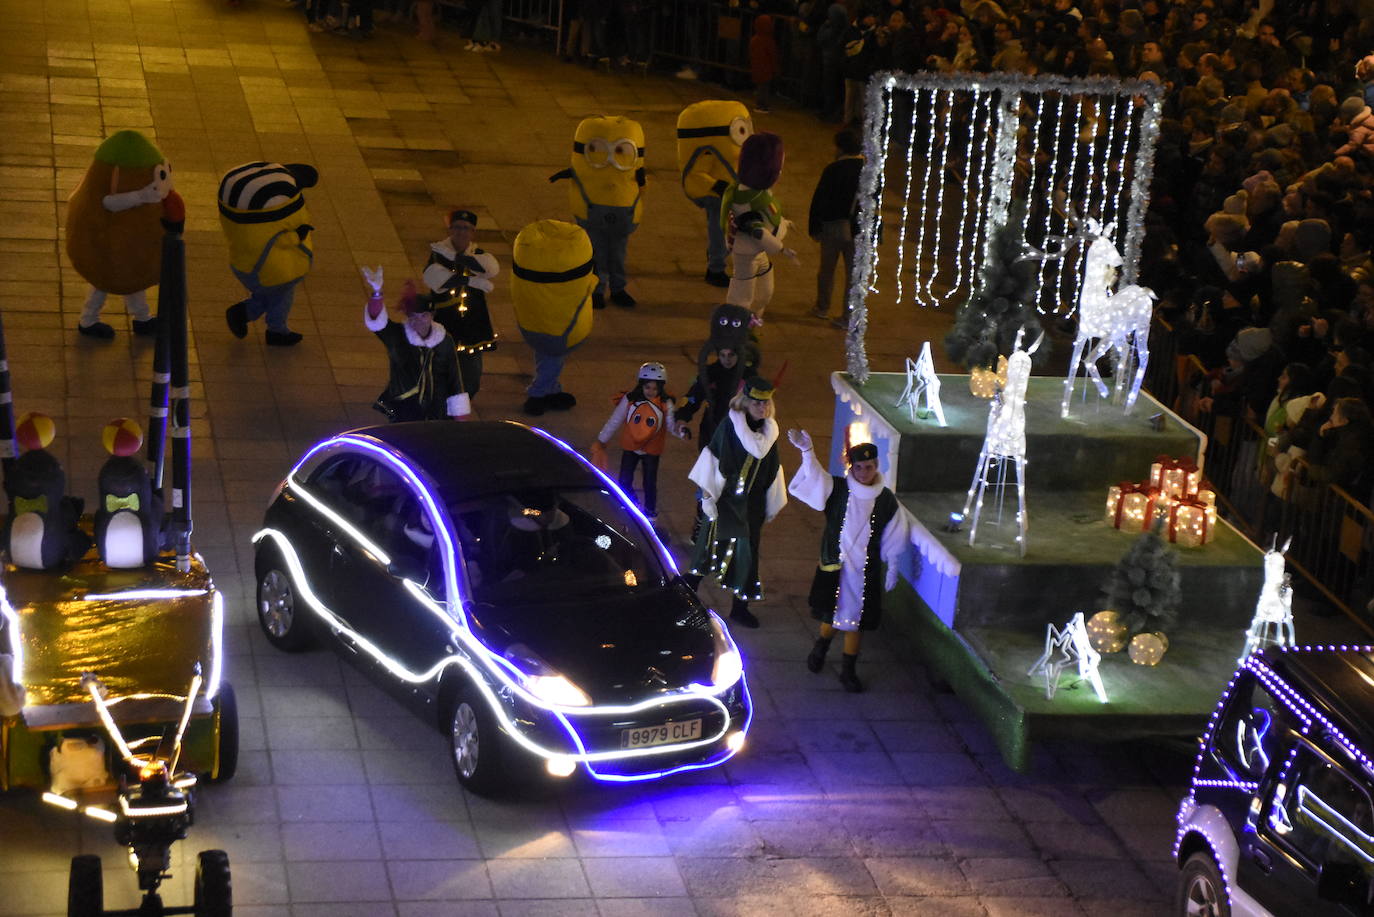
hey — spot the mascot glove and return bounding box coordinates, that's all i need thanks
[468,275,494,293]
[361,266,385,296]
[884,565,898,592]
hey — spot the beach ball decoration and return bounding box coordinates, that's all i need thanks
[102,417,144,456]
[15,412,56,451]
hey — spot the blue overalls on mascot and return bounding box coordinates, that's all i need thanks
[549,116,646,310]
[510,220,598,417]
[721,131,797,319]
[676,101,752,289]
[65,130,183,340]
[219,161,318,347]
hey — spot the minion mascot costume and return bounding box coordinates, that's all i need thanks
[219,161,318,347]
[722,131,795,317]
[549,116,646,310]
[677,101,752,288]
[510,220,598,417]
[66,130,184,339]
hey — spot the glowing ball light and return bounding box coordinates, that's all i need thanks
[15,411,56,451]
[102,417,144,456]
[968,355,1008,399]
[1086,611,1128,653]
[1128,631,1169,666]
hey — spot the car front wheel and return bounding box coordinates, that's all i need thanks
[447,686,509,796]
[256,552,312,652]
[1178,852,1231,917]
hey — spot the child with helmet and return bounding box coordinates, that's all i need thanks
[593,363,687,523]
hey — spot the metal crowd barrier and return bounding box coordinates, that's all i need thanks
[503,0,562,47]
[1145,314,1374,629]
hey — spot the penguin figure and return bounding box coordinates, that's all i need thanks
[3,413,88,570]
[94,418,161,569]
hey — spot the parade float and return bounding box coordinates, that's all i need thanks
[833,71,1266,770]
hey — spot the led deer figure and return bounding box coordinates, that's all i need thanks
[1059,219,1156,418]
[1239,537,1296,663]
[962,327,1042,556]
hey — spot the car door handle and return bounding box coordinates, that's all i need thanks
[1250,848,1273,873]
[333,543,347,559]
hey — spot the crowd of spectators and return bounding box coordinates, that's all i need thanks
[775,0,1374,516]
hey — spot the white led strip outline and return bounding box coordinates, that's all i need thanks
[258,431,744,765]
[0,582,22,689]
[1035,92,1066,312]
[254,528,736,764]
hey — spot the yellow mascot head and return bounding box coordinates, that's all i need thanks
[567,115,645,221]
[218,162,318,289]
[676,101,752,200]
[510,220,597,351]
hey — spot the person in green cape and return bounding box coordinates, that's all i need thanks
[684,376,788,628]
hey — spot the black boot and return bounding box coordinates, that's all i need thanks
[729,597,759,629]
[806,636,832,673]
[839,653,864,693]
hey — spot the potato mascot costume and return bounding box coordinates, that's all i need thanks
[66,130,183,339]
[549,116,645,309]
[721,131,795,317]
[510,220,598,416]
[677,101,752,287]
[218,161,318,346]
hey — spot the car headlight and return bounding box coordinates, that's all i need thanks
[709,614,744,690]
[504,644,592,707]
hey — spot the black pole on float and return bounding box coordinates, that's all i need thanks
[159,221,192,571]
[147,304,170,491]
[0,309,16,485]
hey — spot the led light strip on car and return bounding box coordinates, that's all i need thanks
[0,582,22,688]
[253,527,741,767]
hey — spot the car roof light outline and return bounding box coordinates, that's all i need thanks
[1,582,23,691]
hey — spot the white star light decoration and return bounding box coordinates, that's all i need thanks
[1240,537,1297,663]
[895,341,946,426]
[1029,611,1108,702]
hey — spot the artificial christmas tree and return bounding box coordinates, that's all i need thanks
[945,198,1044,372]
[1104,526,1182,635]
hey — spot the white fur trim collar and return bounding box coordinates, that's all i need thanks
[846,471,885,499]
[405,322,448,348]
[727,408,778,459]
[430,239,456,258]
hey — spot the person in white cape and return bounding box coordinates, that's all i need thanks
[787,430,911,692]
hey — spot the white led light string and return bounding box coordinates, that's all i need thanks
[1057,94,1088,315]
[927,90,956,304]
[964,90,997,307]
[912,87,939,305]
[895,87,919,307]
[952,91,989,303]
[1035,93,1067,313]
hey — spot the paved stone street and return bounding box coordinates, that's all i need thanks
[0,2,1325,914]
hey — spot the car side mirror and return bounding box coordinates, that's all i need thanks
[1316,859,1369,906]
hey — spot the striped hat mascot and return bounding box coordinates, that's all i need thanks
[219,161,319,346]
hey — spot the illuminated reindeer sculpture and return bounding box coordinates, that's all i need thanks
[1020,204,1156,418]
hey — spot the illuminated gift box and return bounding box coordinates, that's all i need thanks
[1166,490,1217,547]
[1104,482,1160,531]
[1149,455,1202,501]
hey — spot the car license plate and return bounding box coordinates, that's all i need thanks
[621,718,702,749]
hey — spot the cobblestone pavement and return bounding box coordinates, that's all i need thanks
[0,2,1325,914]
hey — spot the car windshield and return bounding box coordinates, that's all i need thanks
[449,487,668,605]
